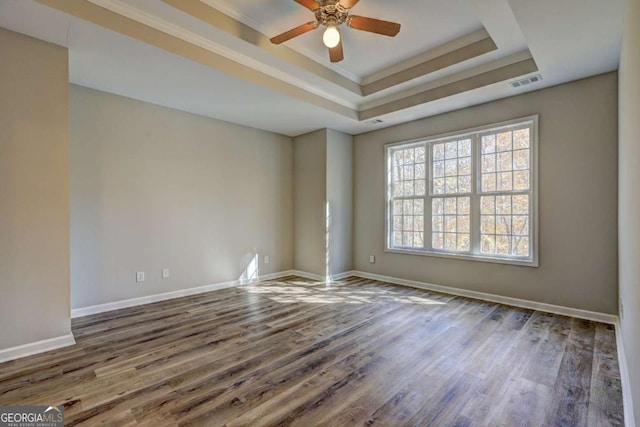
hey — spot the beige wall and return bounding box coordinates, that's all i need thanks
[619,0,640,422]
[354,72,618,314]
[293,129,327,277]
[70,85,293,308]
[293,129,354,278]
[0,29,71,349]
[327,129,354,276]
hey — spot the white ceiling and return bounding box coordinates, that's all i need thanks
[201,0,484,79]
[0,0,625,137]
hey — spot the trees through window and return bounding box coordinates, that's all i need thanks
[386,117,538,266]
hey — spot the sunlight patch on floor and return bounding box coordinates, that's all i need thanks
[243,280,447,306]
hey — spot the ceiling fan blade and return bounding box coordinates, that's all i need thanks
[270,21,319,44]
[339,0,359,8]
[329,39,344,63]
[294,0,320,11]
[347,16,401,37]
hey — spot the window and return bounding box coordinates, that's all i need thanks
[386,117,538,266]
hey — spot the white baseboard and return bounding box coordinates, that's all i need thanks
[71,268,618,324]
[0,334,76,364]
[287,269,616,324]
[616,320,637,427]
[348,270,618,324]
[71,270,296,318]
[287,270,357,282]
[261,270,297,280]
[331,270,357,281]
[289,270,326,281]
[242,270,297,285]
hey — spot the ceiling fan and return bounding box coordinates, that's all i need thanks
[269,0,401,63]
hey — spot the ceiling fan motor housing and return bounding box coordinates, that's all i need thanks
[315,1,349,27]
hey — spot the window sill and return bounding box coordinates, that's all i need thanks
[384,248,539,268]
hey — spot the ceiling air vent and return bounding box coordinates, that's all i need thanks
[367,119,384,125]
[509,74,543,89]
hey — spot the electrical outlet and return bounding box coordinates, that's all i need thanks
[162,268,170,279]
[264,256,270,264]
[136,271,145,283]
[369,255,375,263]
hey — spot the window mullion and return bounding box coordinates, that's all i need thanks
[425,141,432,250]
[471,134,481,255]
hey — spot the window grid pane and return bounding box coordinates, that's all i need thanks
[480,194,530,257]
[389,145,426,250]
[391,146,427,198]
[481,128,530,193]
[391,198,424,249]
[432,139,472,195]
[432,197,470,252]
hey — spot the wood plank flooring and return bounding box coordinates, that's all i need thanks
[0,276,624,426]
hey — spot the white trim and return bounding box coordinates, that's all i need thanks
[349,270,617,324]
[359,51,535,112]
[616,320,637,427]
[362,29,492,84]
[240,270,298,285]
[384,248,538,267]
[384,115,540,268]
[260,270,297,280]
[0,334,76,364]
[279,270,356,282]
[331,271,357,281]
[71,270,296,318]
[70,267,618,324]
[289,270,327,282]
[263,270,297,279]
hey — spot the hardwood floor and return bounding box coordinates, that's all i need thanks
[0,276,624,426]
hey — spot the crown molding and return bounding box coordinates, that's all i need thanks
[362,36,498,96]
[35,0,540,123]
[362,28,493,84]
[162,0,361,95]
[87,0,359,109]
[360,50,535,110]
[171,0,507,104]
[360,56,538,120]
[36,0,358,119]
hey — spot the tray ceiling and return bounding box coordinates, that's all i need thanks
[200,0,485,79]
[0,0,624,136]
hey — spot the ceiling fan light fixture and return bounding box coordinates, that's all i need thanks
[322,25,341,48]
[270,1,401,62]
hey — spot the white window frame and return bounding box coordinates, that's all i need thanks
[385,115,539,267]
